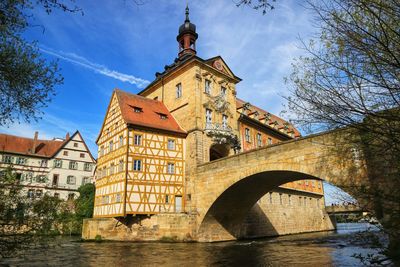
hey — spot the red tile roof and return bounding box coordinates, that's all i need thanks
[115,89,187,136]
[0,133,67,158]
[236,98,301,137]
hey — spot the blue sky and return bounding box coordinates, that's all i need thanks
[0,0,349,204]
[1,0,317,155]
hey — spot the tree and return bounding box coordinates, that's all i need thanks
[236,0,276,14]
[75,183,95,220]
[0,166,77,258]
[285,0,400,260]
[0,0,80,126]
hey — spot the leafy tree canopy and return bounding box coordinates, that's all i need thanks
[0,0,80,126]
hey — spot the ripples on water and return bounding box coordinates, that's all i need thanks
[0,223,391,267]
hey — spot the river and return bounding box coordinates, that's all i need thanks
[1,223,394,266]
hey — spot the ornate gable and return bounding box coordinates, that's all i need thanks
[205,56,238,80]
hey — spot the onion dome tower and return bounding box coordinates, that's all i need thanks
[177,5,198,58]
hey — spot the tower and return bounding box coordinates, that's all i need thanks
[177,5,198,58]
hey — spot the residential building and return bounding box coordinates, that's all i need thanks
[0,131,96,200]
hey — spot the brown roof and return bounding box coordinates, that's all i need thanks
[115,89,187,136]
[236,98,301,137]
[0,133,67,158]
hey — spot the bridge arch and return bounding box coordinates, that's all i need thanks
[192,130,367,241]
[197,170,323,241]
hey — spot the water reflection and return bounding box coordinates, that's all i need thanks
[1,223,388,267]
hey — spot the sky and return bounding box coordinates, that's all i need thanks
[1,0,319,155]
[0,0,350,204]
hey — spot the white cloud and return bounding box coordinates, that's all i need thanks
[40,47,150,89]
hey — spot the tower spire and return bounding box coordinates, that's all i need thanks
[177,5,198,58]
[185,4,190,22]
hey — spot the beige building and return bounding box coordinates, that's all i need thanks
[87,6,332,240]
[0,131,96,200]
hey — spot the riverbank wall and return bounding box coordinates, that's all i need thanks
[82,213,197,241]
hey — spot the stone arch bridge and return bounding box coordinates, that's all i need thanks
[189,128,368,242]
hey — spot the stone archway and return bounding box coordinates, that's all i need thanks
[191,128,368,242]
[210,143,230,161]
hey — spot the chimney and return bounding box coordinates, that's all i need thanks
[66,132,70,140]
[32,131,38,154]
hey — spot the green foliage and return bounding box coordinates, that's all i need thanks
[0,166,94,257]
[0,168,66,257]
[75,183,95,220]
[0,0,80,126]
[285,0,400,261]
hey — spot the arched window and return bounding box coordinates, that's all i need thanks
[67,175,76,185]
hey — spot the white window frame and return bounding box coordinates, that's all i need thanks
[167,139,175,150]
[222,115,228,128]
[257,133,262,147]
[176,83,182,98]
[16,157,27,165]
[245,128,251,142]
[82,177,90,185]
[133,159,142,171]
[205,79,211,94]
[2,155,14,164]
[134,134,142,146]
[40,159,47,167]
[167,163,175,174]
[67,175,76,185]
[206,109,212,125]
[119,135,123,148]
[36,175,47,183]
[109,140,113,152]
[69,161,78,170]
[54,159,62,168]
[84,163,92,172]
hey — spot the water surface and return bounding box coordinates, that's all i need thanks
[1,223,391,266]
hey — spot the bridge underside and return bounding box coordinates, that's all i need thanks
[197,171,334,242]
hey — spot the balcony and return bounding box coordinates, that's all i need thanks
[205,122,232,132]
[204,122,241,152]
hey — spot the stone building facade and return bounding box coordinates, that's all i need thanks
[85,6,333,241]
[0,131,96,200]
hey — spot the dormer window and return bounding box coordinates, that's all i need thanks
[133,106,143,113]
[159,113,168,120]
